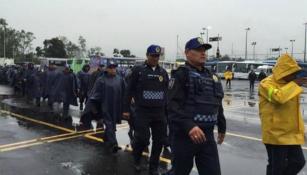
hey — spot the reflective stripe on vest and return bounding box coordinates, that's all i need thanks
[268,87,278,102]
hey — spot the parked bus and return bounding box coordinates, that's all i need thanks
[67,58,90,73]
[233,61,264,79]
[254,65,273,77]
[39,58,69,71]
[217,61,236,78]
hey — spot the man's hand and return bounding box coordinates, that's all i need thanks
[217,133,225,145]
[122,112,130,120]
[188,126,206,144]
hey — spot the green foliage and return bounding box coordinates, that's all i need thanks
[0,18,35,58]
[43,37,67,58]
[120,49,135,57]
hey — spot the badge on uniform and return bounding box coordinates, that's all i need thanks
[212,75,219,82]
[159,75,164,82]
[168,78,175,89]
[156,47,161,53]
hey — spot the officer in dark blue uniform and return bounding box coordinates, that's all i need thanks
[168,37,226,175]
[123,45,169,175]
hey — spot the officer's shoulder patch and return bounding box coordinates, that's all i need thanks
[168,78,175,89]
[159,75,164,82]
[212,74,219,82]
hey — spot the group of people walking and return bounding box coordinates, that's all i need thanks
[1,36,307,175]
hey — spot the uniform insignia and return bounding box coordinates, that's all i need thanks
[197,37,204,44]
[212,75,219,82]
[155,47,161,53]
[159,75,164,82]
[168,78,175,89]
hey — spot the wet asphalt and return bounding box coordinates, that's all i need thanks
[0,80,307,175]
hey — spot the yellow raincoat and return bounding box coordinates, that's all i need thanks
[224,71,233,80]
[259,54,304,145]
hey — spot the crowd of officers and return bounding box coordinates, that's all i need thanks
[1,36,306,175]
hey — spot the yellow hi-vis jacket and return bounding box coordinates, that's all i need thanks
[259,54,304,145]
[224,71,233,80]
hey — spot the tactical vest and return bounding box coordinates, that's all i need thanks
[182,65,224,125]
[135,65,167,107]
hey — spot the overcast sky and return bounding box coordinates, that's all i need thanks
[1,0,307,60]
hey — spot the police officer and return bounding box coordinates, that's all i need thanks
[123,45,169,175]
[86,60,125,153]
[77,64,91,110]
[168,37,226,175]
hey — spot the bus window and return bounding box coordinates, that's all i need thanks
[49,60,67,67]
[76,59,83,64]
[235,63,248,73]
[67,60,73,64]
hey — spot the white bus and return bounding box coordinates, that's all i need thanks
[39,57,69,71]
[233,61,264,79]
[254,65,273,77]
[215,61,236,78]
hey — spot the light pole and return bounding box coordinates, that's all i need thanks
[202,26,211,43]
[200,32,205,41]
[3,26,5,58]
[284,47,288,54]
[176,35,179,60]
[245,27,250,60]
[304,22,307,62]
[251,42,256,60]
[1,25,5,58]
[290,39,295,57]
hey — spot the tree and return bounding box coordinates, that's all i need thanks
[43,37,67,58]
[220,54,231,61]
[0,18,7,27]
[78,36,86,56]
[0,18,36,59]
[120,49,136,57]
[120,49,131,57]
[66,41,80,58]
[35,46,44,57]
[4,28,20,58]
[19,30,35,56]
[0,18,8,57]
[88,46,104,56]
[113,48,119,54]
[58,36,81,58]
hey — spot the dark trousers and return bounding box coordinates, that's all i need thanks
[79,93,88,109]
[172,129,221,175]
[132,112,167,171]
[250,81,255,91]
[103,114,118,146]
[226,79,231,88]
[63,102,70,117]
[127,115,135,145]
[47,95,53,109]
[265,144,305,175]
[21,82,25,96]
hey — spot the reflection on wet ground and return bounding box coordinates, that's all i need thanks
[0,81,307,175]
